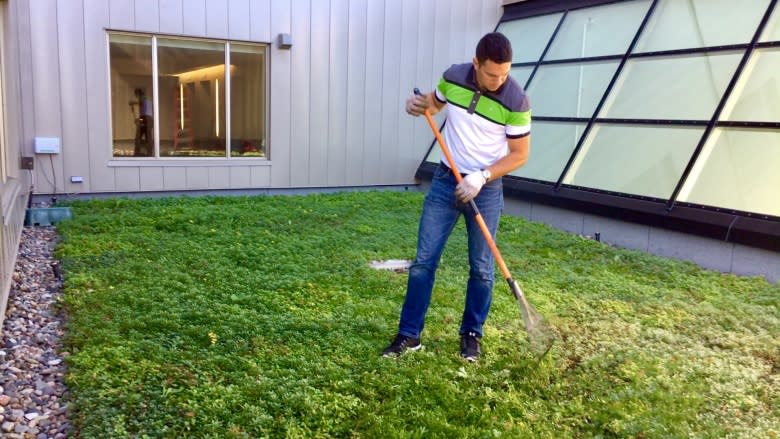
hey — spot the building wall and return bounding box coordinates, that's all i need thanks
[0,0,34,324]
[10,0,502,195]
[503,199,780,284]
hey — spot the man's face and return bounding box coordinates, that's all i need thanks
[472,58,511,92]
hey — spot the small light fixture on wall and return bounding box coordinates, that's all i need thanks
[278,33,293,50]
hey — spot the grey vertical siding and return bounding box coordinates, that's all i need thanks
[326,0,348,187]
[268,0,291,188]
[12,0,502,194]
[0,0,36,328]
[290,0,311,187]
[159,0,183,35]
[84,0,114,191]
[58,1,91,195]
[344,0,367,187]
[30,0,64,195]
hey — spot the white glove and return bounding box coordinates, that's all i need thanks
[405,93,430,116]
[455,171,486,202]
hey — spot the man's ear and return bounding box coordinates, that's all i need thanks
[472,57,480,70]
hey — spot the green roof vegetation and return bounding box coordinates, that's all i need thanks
[56,191,779,438]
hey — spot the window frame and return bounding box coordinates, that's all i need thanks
[106,31,270,161]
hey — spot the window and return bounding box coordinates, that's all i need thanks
[677,128,780,216]
[543,1,651,60]
[497,13,562,64]
[762,3,780,41]
[527,60,618,118]
[722,48,780,122]
[562,124,703,198]
[421,0,780,218]
[601,52,742,120]
[509,122,586,182]
[509,66,534,89]
[109,33,268,159]
[634,0,770,52]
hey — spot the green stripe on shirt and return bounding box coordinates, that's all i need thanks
[441,81,531,128]
[438,79,472,109]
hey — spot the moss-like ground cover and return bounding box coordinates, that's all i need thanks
[55,192,779,438]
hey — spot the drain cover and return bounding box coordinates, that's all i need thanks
[369,259,412,272]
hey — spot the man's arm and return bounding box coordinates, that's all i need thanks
[485,135,530,180]
[454,135,529,202]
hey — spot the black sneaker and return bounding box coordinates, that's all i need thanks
[381,334,422,357]
[460,332,481,362]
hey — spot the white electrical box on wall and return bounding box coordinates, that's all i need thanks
[34,137,61,154]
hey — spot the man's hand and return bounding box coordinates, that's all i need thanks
[405,93,430,116]
[455,171,486,202]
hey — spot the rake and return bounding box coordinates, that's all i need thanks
[414,88,555,355]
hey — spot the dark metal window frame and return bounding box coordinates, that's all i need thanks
[416,0,780,251]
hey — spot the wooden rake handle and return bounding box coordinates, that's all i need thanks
[414,88,514,283]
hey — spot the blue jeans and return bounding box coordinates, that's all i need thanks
[398,164,504,338]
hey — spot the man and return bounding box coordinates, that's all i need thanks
[133,88,154,156]
[382,32,531,362]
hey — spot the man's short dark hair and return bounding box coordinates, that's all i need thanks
[476,32,513,65]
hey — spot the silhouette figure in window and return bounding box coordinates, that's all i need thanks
[133,88,154,156]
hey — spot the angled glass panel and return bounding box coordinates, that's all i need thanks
[424,143,441,164]
[510,66,533,89]
[563,124,703,198]
[158,38,226,157]
[526,60,618,117]
[761,2,780,42]
[635,0,770,52]
[678,128,780,217]
[498,13,563,63]
[601,52,742,120]
[510,122,586,182]
[109,34,154,157]
[723,48,780,122]
[544,0,651,60]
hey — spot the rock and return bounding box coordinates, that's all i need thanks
[8,409,24,421]
[0,228,69,437]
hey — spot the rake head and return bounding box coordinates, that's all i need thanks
[508,279,556,356]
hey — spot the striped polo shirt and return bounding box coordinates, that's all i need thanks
[434,63,531,174]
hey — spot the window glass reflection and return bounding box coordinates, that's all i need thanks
[527,61,618,118]
[230,44,267,158]
[510,122,586,182]
[498,13,562,63]
[424,144,441,164]
[679,128,780,216]
[563,124,703,198]
[761,3,780,41]
[601,52,741,120]
[723,48,780,122]
[109,34,154,157]
[510,66,533,90]
[158,38,226,157]
[544,0,650,60]
[635,0,769,52]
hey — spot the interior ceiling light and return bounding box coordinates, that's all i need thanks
[176,64,235,83]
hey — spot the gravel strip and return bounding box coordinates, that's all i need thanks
[0,227,70,439]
